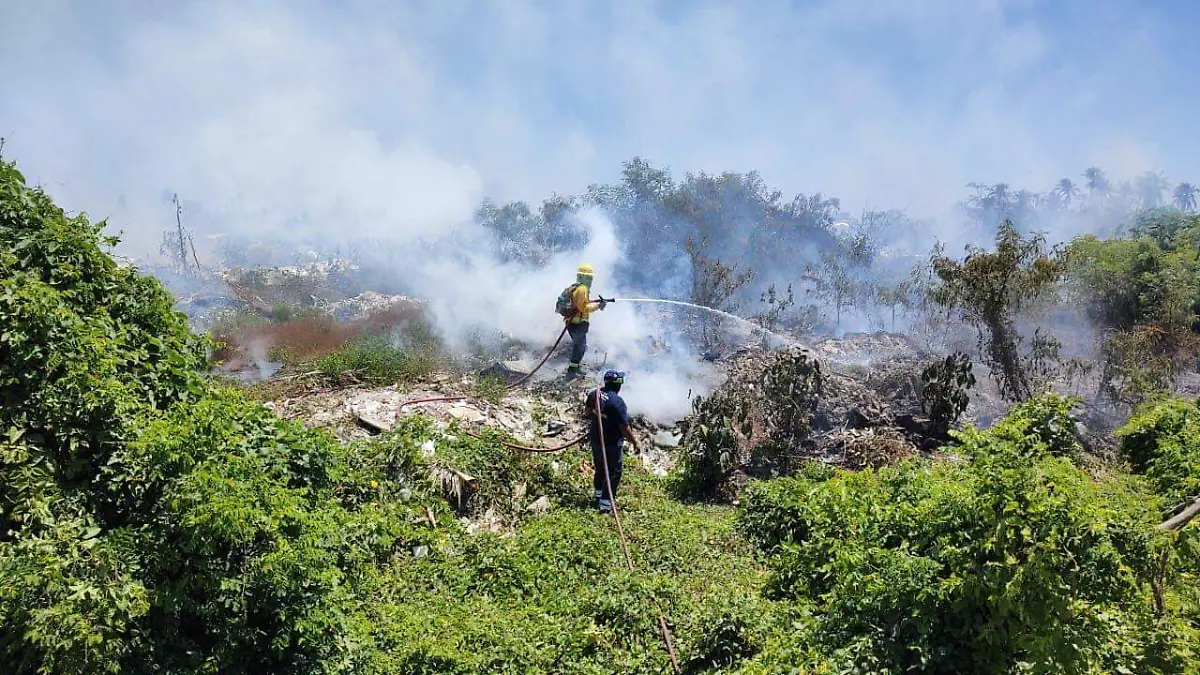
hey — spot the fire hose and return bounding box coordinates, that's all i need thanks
[394,302,612,453]
[393,325,569,453]
[392,308,681,672]
[593,387,681,673]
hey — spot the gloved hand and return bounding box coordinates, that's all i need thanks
[598,298,608,310]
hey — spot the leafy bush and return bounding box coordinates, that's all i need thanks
[920,351,975,436]
[677,347,822,499]
[0,158,438,673]
[738,395,1198,674]
[676,386,751,498]
[952,393,1084,460]
[1117,397,1200,504]
[269,302,325,323]
[1068,226,1200,405]
[311,334,437,384]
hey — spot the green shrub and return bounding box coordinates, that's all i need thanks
[474,373,508,406]
[738,395,1197,674]
[952,393,1083,460]
[269,303,324,323]
[1117,397,1200,504]
[311,334,436,384]
[0,158,435,673]
[920,351,975,435]
[676,347,822,499]
[1067,227,1200,405]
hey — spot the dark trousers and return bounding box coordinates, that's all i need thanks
[591,440,623,503]
[567,321,589,367]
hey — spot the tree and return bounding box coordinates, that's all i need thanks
[684,235,754,351]
[475,197,584,267]
[1136,170,1169,209]
[965,182,1015,226]
[805,249,858,332]
[1113,180,1139,214]
[1172,182,1198,212]
[753,283,795,345]
[929,221,1068,402]
[920,352,976,436]
[874,279,916,332]
[1082,166,1111,201]
[1053,178,1080,208]
[159,193,202,276]
[1068,215,1200,405]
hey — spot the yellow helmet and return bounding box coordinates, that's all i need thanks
[577,263,595,276]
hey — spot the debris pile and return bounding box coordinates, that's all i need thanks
[687,334,962,485]
[330,291,424,322]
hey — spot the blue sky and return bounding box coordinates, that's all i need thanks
[2,0,1199,251]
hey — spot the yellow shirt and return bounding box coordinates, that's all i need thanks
[569,284,598,323]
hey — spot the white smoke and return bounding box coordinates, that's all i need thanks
[387,206,718,424]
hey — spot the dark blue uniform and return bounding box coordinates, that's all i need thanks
[585,386,628,511]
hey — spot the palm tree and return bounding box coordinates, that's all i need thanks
[1113,181,1137,213]
[1053,178,1079,208]
[1173,182,1199,212]
[1135,170,1168,209]
[1082,167,1111,201]
[1013,189,1039,224]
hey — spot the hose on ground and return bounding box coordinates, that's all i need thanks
[394,324,681,671]
[594,389,681,673]
[394,325,571,416]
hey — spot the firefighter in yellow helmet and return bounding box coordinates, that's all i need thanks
[554,262,607,379]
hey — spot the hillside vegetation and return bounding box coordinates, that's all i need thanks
[3,158,1200,674]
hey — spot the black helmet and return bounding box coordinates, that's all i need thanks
[603,370,625,387]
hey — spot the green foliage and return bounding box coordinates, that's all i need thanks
[10,152,1200,674]
[474,373,508,406]
[919,352,976,436]
[678,347,822,498]
[738,395,1198,674]
[0,158,440,673]
[930,221,1068,402]
[752,282,794,344]
[677,385,751,498]
[874,278,917,332]
[804,248,863,331]
[310,334,437,384]
[757,348,823,452]
[1117,397,1200,504]
[683,234,755,352]
[269,303,325,323]
[475,196,587,267]
[357,482,784,674]
[385,416,583,523]
[209,308,269,336]
[1067,220,1200,406]
[953,393,1085,461]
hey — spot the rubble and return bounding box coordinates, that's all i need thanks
[652,430,682,448]
[479,361,533,385]
[330,291,424,322]
[827,428,918,470]
[527,496,552,515]
[701,334,965,475]
[254,323,1013,508]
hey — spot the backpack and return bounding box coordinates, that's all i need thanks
[555,283,581,318]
